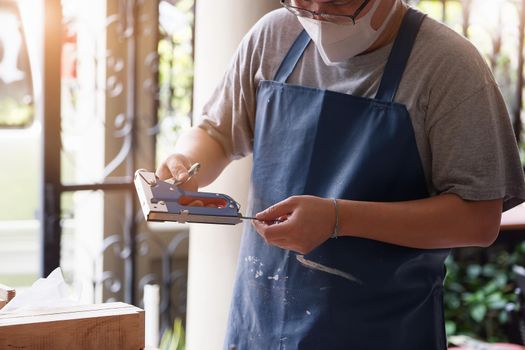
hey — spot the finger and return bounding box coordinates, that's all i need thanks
[252,220,271,240]
[252,219,265,231]
[156,161,188,181]
[174,172,189,184]
[276,215,289,223]
[155,163,173,181]
[264,220,294,241]
[252,218,283,230]
[256,197,296,221]
[177,177,199,192]
[253,215,289,230]
[253,218,293,242]
[158,155,192,181]
[170,164,189,183]
[253,220,288,247]
[257,217,289,225]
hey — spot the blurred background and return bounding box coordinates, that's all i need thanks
[0,0,524,349]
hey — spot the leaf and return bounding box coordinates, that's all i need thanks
[159,318,186,350]
[470,304,487,322]
[482,281,498,295]
[498,310,509,324]
[466,264,482,279]
[446,282,465,293]
[445,320,457,336]
[171,320,181,350]
[487,298,507,310]
[462,292,475,303]
[159,328,173,350]
[173,318,186,350]
[444,294,461,309]
[493,272,508,287]
[463,291,484,304]
[482,264,496,277]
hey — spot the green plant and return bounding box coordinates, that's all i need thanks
[156,0,195,166]
[444,243,525,343]
[159,318,185,350]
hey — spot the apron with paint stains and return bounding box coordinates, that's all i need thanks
[225,9,449,350]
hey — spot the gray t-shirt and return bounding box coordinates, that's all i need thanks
[198,8,525,211]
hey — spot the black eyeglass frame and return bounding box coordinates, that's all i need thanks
[280,0,372,25]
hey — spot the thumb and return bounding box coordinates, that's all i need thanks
[256,198,295,220]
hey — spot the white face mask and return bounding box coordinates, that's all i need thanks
[297,0,398,65]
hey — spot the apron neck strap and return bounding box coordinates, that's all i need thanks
[375,8,427,102]
[274,8,426,91]
[273,30,311,83]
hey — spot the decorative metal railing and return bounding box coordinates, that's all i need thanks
[41,0,194,332]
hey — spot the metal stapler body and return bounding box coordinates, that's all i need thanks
[134,169,246,225]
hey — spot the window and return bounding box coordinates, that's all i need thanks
[0,0,35,128]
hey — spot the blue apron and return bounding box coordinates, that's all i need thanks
[225,9,449,350]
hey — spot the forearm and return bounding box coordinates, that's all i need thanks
[173,126,231,187]
[337,194,503,249]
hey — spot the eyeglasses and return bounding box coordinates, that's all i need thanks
[280,0,371,25]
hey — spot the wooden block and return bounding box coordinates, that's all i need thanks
[0,284,15,303]
[0,302,144,350]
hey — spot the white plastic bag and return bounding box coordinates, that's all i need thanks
[0,267,80,313]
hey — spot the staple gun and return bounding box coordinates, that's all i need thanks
[134,167,255,225]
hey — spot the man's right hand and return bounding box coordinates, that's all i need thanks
[156,153,199,192]
[154,126,231,194]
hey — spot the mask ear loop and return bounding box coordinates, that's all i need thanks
[350,0,373,24]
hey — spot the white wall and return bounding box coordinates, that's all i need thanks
[187,1,279,349]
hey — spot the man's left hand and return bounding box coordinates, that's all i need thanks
[253,195,335,254]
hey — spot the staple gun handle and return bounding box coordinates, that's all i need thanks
[177,190,240,210]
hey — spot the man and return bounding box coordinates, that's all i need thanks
[156,0,525,348]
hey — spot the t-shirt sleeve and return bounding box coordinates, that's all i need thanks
[196,23,262,161]
[427,80,525,211]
